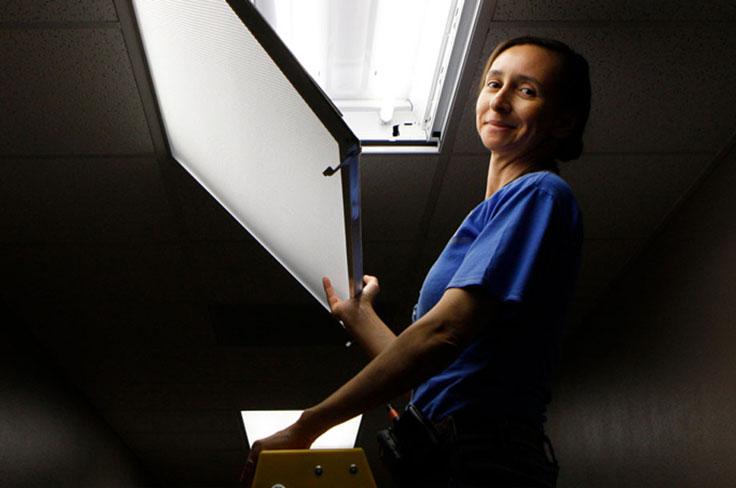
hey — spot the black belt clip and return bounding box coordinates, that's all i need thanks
[377,404,446,477]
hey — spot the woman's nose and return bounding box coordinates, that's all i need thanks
[490,89,511,113]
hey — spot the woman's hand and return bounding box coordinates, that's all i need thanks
[239,422,315,487]
[322,274,380,325]
[324,274,397,358]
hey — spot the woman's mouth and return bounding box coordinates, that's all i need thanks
[487,120,515,129]
[485,120,516,131]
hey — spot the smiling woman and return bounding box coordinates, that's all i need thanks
[242,36,591,488]
[478,37,592,167]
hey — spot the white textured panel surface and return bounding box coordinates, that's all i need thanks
[0,28,152,154]
[493,0,736,21]
[0,157,176,243]
[452,23,736,155]
[361,154,438,241]
[133,0,351,307]
[0,0,117,22]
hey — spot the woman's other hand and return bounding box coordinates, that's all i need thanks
[239,422,314,487]
[322,274,380,325]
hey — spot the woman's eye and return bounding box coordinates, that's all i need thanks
[520,87,536,96]
[487,80,501,89]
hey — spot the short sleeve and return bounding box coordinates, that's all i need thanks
[446,185,566,303]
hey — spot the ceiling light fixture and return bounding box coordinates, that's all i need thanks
[251,0,482,153]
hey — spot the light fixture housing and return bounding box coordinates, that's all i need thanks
[251,0,483,153]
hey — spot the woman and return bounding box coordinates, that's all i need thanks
[242,36,590,487]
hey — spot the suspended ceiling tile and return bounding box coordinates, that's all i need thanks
[493,0,736,21]
[0,28,152,155]
[0,157,176,243]
[174,164,249,242]
[562,152,713,238]
[361,154,438,242]
[579,238,642,287]
[140,448,243,488]
[451,96,485,156]
[426,153,491,244]
[358,240,422,325]
[567,297,600,327]
[662,145,736,237]
[209,302,346,348]
[414,238,449,287]
[363,240,415,303]
[119,347,227,385]
[108,408,235,435]
[573,238,644,317]
[0,243,195,308]
[66,302,217,351]
[452,23,736,154]
[0,0,117,22]
[69,345,226,388]
[631,236,736,321]
[96,383,231,411]
[449,67,487,155]
[186,240,313,306]
[224,346,363,404]
[123,429,242,453]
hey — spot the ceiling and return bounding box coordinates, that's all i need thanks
[2,0,735,485]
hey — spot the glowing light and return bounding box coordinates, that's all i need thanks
[241,410,363,449]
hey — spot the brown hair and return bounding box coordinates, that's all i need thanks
[479,36,591,162]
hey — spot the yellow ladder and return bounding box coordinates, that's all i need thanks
[252,448,377,488]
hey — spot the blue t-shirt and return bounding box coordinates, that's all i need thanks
[411,170,583,423]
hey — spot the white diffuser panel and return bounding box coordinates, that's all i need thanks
[132,0,361,307]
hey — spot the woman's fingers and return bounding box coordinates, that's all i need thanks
[362,274,380,301]
[322,276,341,312]
[239,441,262,486]
[324,274,382,316]
[363,274,379,290]
[240,427,313,485]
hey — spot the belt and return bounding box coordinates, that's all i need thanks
[435,410,545,443]
[434,410,558,467]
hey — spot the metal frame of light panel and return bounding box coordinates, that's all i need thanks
[118,0,363,305]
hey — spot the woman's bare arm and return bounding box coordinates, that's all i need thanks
[241,286,499,485]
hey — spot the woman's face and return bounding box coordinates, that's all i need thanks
[476,44,567,158]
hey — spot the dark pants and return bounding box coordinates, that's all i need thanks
[385,412,559,488]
